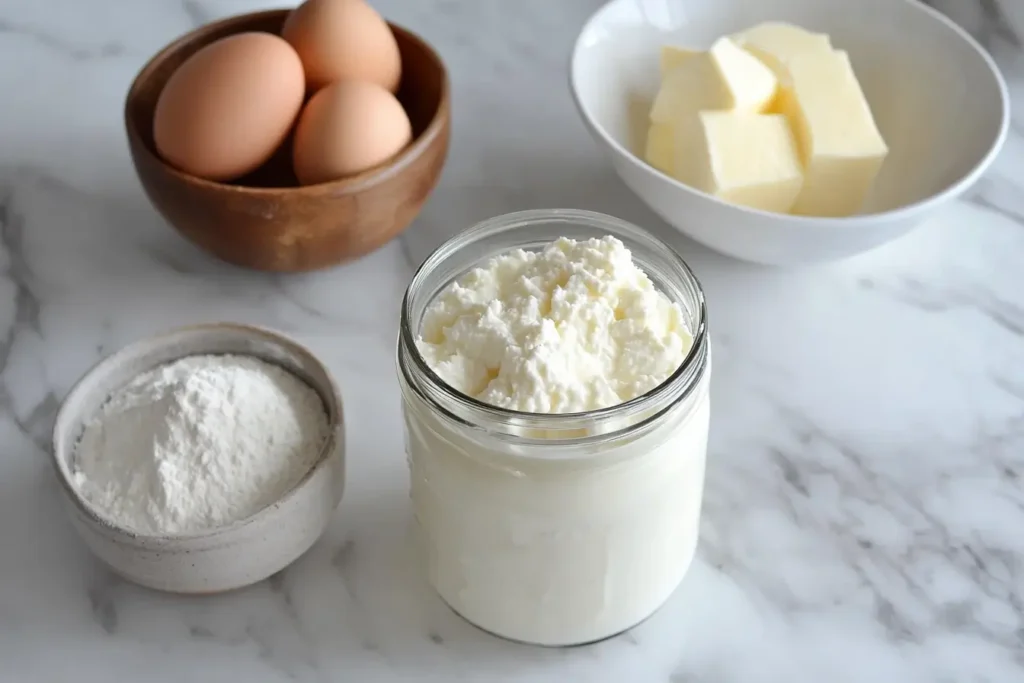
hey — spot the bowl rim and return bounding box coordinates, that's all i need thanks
[124,8,451,195]
[568,0,1011,227]
[50,322,345,544]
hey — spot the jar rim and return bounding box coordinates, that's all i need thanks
[398,209,709,436]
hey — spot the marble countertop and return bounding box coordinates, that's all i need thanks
[1,0,1022,681]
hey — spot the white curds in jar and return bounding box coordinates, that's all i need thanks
[396,209,711,646]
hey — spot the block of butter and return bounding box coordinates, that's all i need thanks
[650,36,777,123]
[643,20,887,218]
[660,45,698,76]
[674,110,804,213]
[732,22,833,78]
[778,50,888,217]
[645,122,675,175]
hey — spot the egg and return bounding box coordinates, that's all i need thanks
[282,0,402,92]
[292,80,412,185]
[153,32,305,181]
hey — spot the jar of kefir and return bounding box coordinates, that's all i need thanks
[396,209,710,646]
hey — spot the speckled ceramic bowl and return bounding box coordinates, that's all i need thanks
[51,323,345,594]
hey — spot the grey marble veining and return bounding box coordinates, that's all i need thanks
[0,1,1021,681]
[924,0,1021,47]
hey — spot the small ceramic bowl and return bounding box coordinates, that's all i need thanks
[125,9,450,272]
[570,0,1010,265]
[51,323,345,594]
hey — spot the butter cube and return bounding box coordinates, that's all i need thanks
[660,45,699,77]
[674,111,804,213]
[733,22,833,78]
[650,37,777,123]
[779,50,888,217]
[645,122,675,175]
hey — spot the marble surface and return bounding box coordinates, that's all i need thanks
[0,0,1022,681]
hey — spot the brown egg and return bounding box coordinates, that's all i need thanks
[153,32,305,181]
[292,80,412,185]
[282,0,402,92]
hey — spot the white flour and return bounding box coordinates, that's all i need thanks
[72,354,329,534]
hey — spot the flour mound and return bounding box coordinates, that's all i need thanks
[72,354,329,534]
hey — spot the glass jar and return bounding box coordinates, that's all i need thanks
[396,209,710,646]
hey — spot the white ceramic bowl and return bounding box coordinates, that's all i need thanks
[570,0,1010,265]
[51,323,345,594]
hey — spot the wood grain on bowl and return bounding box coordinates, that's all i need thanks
[124,9,450,272]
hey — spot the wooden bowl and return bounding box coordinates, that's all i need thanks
[125,9,450,272]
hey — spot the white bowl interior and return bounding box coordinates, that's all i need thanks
[572,0,1007,214]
